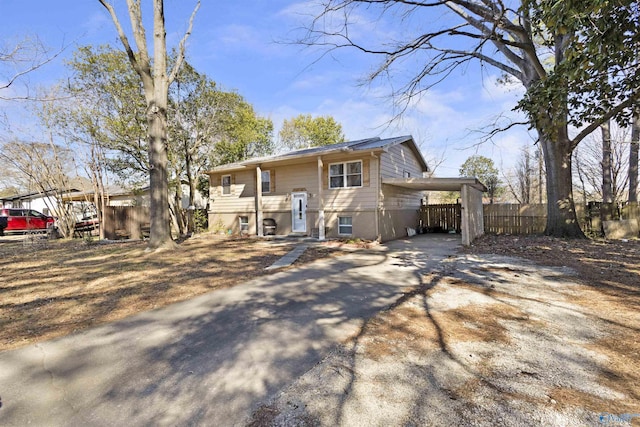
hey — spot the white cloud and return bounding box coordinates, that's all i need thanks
[480,74,525,106]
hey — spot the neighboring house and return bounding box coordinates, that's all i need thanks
[64,185,150,207]
[65,184,206,210]
[0,188,80,216]
[206,135,487,243]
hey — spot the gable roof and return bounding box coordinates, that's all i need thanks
[0,187,83,203]
[207,135,429,173]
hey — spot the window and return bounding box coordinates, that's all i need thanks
[261,170,271,193]
[239,216,249,234]
[403,170,411,178]
[222,175,231,195]
[329,160,362,189]
[338,216,353,235]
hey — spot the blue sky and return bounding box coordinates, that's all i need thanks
[0,0,534,177]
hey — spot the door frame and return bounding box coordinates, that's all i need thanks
[291,192,307,233]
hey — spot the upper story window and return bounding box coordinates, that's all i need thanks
[222,175,231,195]
[329,160,362,189]
[261,170,271,193]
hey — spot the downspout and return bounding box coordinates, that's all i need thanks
[317,156,325,240]
[256,165,264,237]
[372,152,381,241]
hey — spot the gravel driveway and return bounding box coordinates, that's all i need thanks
[249,253,639,426]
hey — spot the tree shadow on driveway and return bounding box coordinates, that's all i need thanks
[0,244,448,426]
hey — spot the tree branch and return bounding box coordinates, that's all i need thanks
[168,1,201,84]
[571,94,640,151]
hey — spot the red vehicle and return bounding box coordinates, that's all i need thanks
[0,208,56,234]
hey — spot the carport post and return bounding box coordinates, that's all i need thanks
[256,165,264,237]
[460,184,484,245]
[317,156,325,240]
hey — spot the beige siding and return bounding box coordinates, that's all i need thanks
[376,142,425,241]
[378,208,420,242]
[321,210,378,241]
[208,170,256,214]
[380,143,424,179]
[208,154,381,237]
[323,154,378,211]
[379,143,424,230]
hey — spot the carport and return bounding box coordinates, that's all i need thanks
[382,177,487,246]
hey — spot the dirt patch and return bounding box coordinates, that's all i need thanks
[252,235,640,426]
[0,234,338,352]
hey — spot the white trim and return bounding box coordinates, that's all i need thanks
[291,192,307,233]
[261,170,271,194]
[338,216,353,235]
[221,174,232,196]
[329,160,363,189]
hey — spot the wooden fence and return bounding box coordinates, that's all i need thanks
[483,204,546,235]
[421,203,640,235]
[419,204,461,233]
[622,203,640,220]
[103,206,150,240]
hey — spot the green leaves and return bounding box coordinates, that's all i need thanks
[518,0,640,135]
[278,114,345,151]
[459,155,503,203]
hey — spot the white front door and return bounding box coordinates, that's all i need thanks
[291,192,307,233]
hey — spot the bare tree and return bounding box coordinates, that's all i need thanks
[572,125,629,205]
[98,0,200,248]
[304,1,639,237]
[601,120,614,220]
[0,138,79,237]
[630,108,639,204]
[1,36,64,101]
[505,146,535,204]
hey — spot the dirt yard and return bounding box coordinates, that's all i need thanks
[250,235,640,426]
[2,233,639,425]
[0,234,340,352]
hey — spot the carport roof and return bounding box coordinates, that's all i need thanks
[382,177,487,192]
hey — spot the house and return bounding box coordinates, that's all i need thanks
[0,188,81,216]
[64,185,151,208]
[206,135,487,244]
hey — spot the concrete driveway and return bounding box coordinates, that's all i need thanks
[0,234,459,426]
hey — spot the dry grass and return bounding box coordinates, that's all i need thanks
[464,236,640,417]
[349,236,640,420]
[0,234,335,352]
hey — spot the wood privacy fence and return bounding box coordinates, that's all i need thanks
[103,206,150,240]
[483,204,547,234]
[421,203,640,235]
[622,203,640,220]
[418,204,461,233]
[420,203,546,235]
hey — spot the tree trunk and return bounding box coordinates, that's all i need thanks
[630,109,639,203]
[601,121,613,203]
[539,133,585,238]
[146,0,174,249]
[600,120,614,222]
[538,144,544,204]
[185,140,195,233]
[147,104,173,248]
[173,176,186,235]
[99,0,199,249]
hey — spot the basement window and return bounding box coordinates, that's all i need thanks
[239,216,249,234]
[338,216,353,235]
